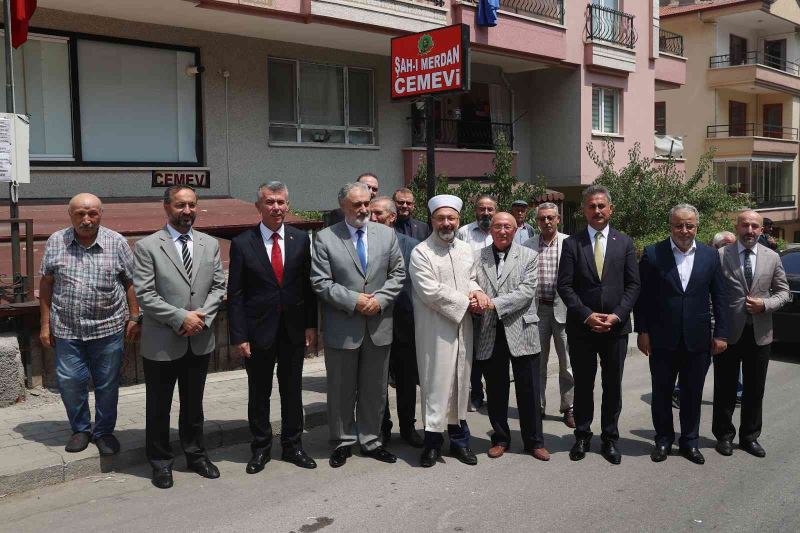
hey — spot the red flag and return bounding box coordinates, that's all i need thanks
[11,0,37,49]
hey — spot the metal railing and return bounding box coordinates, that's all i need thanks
[0,218,34,304]
[409,118,514,150]
[586,3,637,49]
[658,27,684,56]
[709,50,800,76]
[707,123,799,140]
[753,194,796,208]
[499,0,564,24]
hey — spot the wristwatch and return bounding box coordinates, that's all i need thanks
[131,312,144,324]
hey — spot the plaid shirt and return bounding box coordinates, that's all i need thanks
[537,234,559,301]
[40,226,134,340]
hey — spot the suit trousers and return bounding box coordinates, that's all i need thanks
[537,304,574,413]
[143,349,210,469]
[712,325,770,444]
[325,331,390,452]
[485,324,543,450]
[382,336,419,435]
[568,332,627,443]
[650,338,710,448]
[245,318,305,454]
[470,356,486,403]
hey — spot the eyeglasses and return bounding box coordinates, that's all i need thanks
[365,186,378,192]
[536,215,557,222]
[491,225,515,231]
[671,223,697,230]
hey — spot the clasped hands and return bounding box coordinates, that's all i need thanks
[468,290,493,315]
[586,312,619,333]
[178,310,206,337]
[356,293,381,316]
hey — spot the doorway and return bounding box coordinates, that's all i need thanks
[729,101,747,136]
[763,103,783,138]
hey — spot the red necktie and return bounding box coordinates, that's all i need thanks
[271,233,283,285]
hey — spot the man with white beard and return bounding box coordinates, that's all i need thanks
[409,194,491,468]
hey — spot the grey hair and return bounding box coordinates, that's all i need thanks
[712,231,735,248]
[370,196,396,214]
[581,185,612,205]
[536,202,559,214]
[257,181,289,199]
[669,203,700,224]
[338,182,370,204]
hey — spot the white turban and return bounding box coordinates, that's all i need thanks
[428,194,463,215]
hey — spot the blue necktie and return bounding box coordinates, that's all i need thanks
[356,229,367,272]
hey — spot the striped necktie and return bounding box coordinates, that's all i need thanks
[179,234,192,279]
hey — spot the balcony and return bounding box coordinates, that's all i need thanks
[658,28,683,56]
[497,0,564,24]
[655,28,686,89]
[309,0,448,33]
[584,4,637,74]
[752,195,796,209]
[707,51,800,95]
[409,118,514,150]
[706,123,800,157]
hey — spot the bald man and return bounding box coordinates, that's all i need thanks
[40,194,141,456]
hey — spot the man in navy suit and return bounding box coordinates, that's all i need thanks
[557,185,640,465]
[227,181,318,474]
[635,204,728,465]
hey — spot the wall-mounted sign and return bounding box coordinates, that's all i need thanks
[391,24,470,100]
[152,170,210,188]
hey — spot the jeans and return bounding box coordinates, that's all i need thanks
[55,331,124,438]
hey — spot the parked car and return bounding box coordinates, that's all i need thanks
[774,249,800,343]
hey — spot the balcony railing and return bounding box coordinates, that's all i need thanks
[586,3,637,49]
[709,50,800,77]
[410,118,514,150]
[753,194,796,209]
[499,0,564,24]
[658,27,683,56]
[707,123,799,140]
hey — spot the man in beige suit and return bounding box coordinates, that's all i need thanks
[713,210,790,458]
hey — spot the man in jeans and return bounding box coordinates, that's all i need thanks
[39,193,141,456]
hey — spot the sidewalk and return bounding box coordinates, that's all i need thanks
[0,357,329,496]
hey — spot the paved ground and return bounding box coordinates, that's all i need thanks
[1,343,799,532]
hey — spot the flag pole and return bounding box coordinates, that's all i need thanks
[3,0,22,302]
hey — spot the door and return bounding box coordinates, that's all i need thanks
[730,35,748,65]
[763,103,783,138]
[729,101,748,136]
[764,39,786,70]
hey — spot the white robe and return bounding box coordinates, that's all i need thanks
[409,234,480,433]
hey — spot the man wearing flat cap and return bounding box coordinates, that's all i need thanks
[511,200,536,245]
[409,194,490,468]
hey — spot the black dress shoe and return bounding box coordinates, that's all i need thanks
[569,438,590,461]
[189,458,220,479]
[650,444,670,463]
[65,432,91,453]
[740,440,766,458]
[329,446,352,468]
[420,448,440,468]
[715,440,734,457]
[282,448,317,469]
[450,446,478,466]
[362,446,397,464]
[601,441,621,465]
[246,450,271,474]
[152,466,173,489]
[679,447,705,465]
[400,429,425,448]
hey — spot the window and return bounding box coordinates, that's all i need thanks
[268,58,374,145]
[654,102,666,136]
[592,87,619,134]
[1,31,201,165]
[714,160,794,208]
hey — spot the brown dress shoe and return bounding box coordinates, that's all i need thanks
[531,448,551,461]
[487,445,507,458]
[563,409,576,429]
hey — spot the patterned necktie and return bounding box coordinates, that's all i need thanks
[179,234,192,280]
[744,248,753,290]
[594,232,604,279]
[356,229,367,272]
[497,251,505,279]
[271,233,283,285]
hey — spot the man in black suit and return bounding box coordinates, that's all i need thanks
[392,187,430,241]
[556,185,640,465]
[228,181,318,473]
[326,173,380,226]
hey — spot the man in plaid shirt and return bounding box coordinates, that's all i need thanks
[39,193,141,456]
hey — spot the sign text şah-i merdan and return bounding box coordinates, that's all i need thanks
[393,45,461,95]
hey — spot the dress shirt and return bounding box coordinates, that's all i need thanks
[259,222,285,266]
[737,241,758,278]
[670,238,697,291]
[457,221,493,252]
[345,221,369,259]
[512,223,535,245]
[537,234,559,301]
[166,223,194,260]
[586,224,609,259]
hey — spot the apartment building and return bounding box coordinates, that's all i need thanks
[2,1,684,210]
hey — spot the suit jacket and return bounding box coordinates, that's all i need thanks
[393,233,420,345]
[475,242,541,359]
[310,221,405,349]
[394,217,431,242]
[523,231,569,323]
[719,242,790,346]
[133,227,227,361]
[557,226,640,337]
[227,224,317,350]
[634,238,729,353]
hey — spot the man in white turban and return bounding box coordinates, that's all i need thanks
[409,194,491,467]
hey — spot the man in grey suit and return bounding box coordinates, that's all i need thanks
[133,185,226,489]
[475,213,550,461]
[713,210,790,458]
[311,182,405,468]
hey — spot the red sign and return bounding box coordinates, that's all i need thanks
[391,24,470,99]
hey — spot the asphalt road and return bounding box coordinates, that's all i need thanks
[2,344,800,533]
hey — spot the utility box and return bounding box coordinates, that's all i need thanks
[0,113,30,184]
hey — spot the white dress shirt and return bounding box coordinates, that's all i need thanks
[345,221,369,259]
[737,241,758,277]
[166,224,193,260]
[457,221,493,252]
[670,238,697,291]
[586,224,609,259]
[259,222,285,266]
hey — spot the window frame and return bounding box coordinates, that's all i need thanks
[267,56,376,147]
[0,25,205,167]
[592,86,620,135]
[654,101,666,136]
